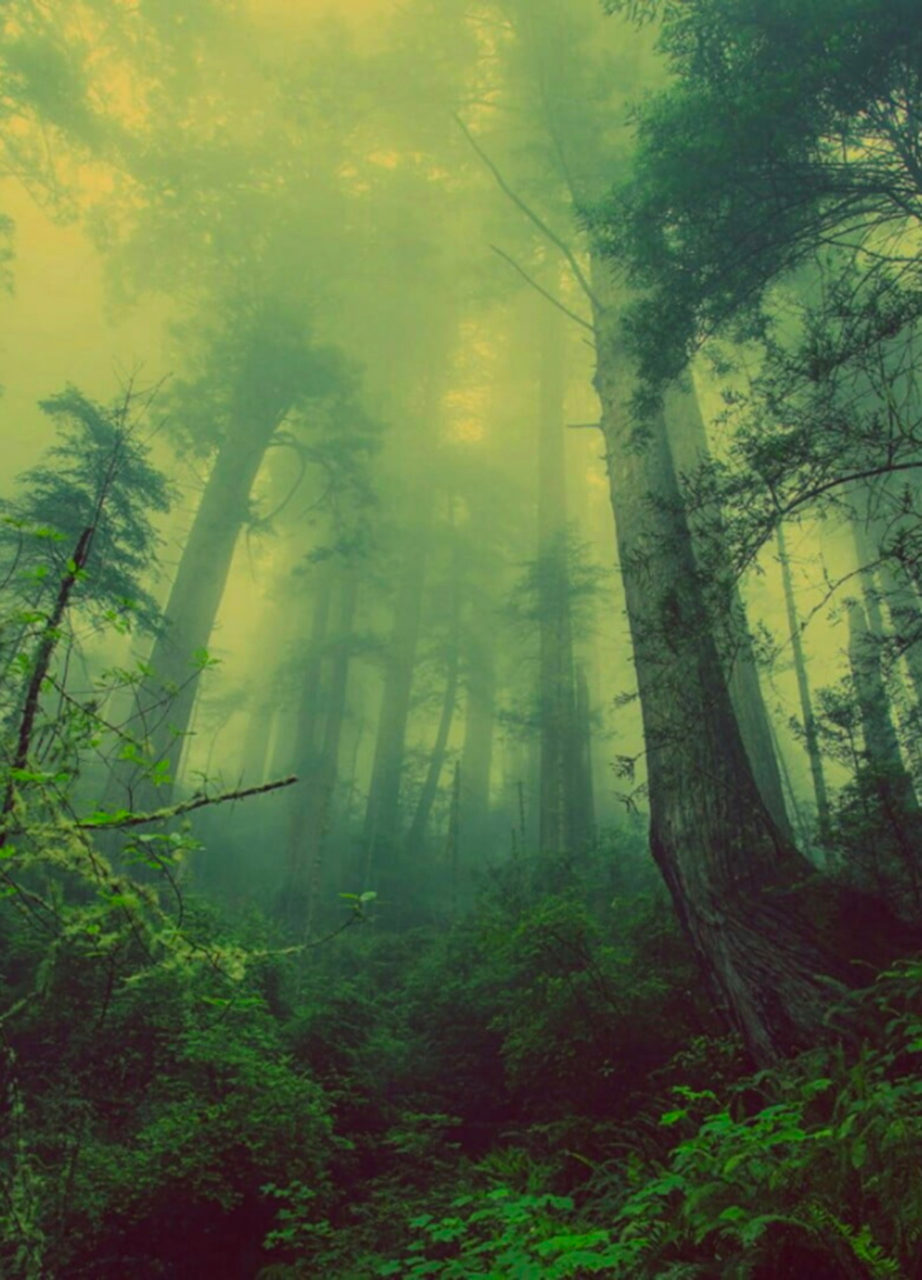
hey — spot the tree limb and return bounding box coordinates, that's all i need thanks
[454,113,603,310]
[490,245,595,332]
[79,774,298,829]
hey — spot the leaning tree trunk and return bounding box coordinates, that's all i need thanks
[665,383,790,837]
[591,255,919,1063]
[111,403,287,810]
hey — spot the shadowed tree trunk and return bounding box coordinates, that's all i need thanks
[536,301,586,855]
[853,509,922,709]
[405,565,461,859]
[847,598,922,921]
[459,623,495,866]
[274,563,335,779]
[275,562,339,927]
[591,255,920,1062]
[363,516,430,884]
[299,569,358,937]
[572,664,596,848]
[665,381,790,837]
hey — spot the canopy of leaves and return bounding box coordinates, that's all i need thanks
[598,0,922,396]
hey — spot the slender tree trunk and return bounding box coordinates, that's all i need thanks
[572,664,596,848]
[405,571,461,858]
[280,565,335,777]
[776,522,832,846]
[275,564,337,926]
[664,382,790,837]
[446,759,461,918]
[847,598,922,920]
[363,520,429,880]
[536,300,581,855]
[301,570,358,937]
[591,256,918,1062]
[460,625,495,865]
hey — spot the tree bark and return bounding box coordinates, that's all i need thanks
[591,255,919,1063]
[664,382,790,837]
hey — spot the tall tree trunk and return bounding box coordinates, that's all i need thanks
[275,564,337,926]
[572,664,596,848]
[536,300,582,855]
[776,521,832,846]
[277,564,335,778]
[847,598,922,920]
[591,256,918,1062]
[446,759,462,918]
[363,521,429,881]
[405,570,461,858]
[111,405,286,810]
[300,570,358,938]
[460,625,495,865]
[664,382,790,837]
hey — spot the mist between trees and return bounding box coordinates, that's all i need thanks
[2,0,922,1276]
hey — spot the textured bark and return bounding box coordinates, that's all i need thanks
[777,522,832,846]
[665,383,790,838]
[847,598,922,921]
[591,256,920,1062]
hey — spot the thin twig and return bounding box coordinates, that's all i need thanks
[454,113,602,310]
[490,244,595,332]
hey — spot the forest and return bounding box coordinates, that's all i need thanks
[2,0,922,1275]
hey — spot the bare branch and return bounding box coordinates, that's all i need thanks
[78,774,298,830]
[454,113,603,310]
[490,244,594,332]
